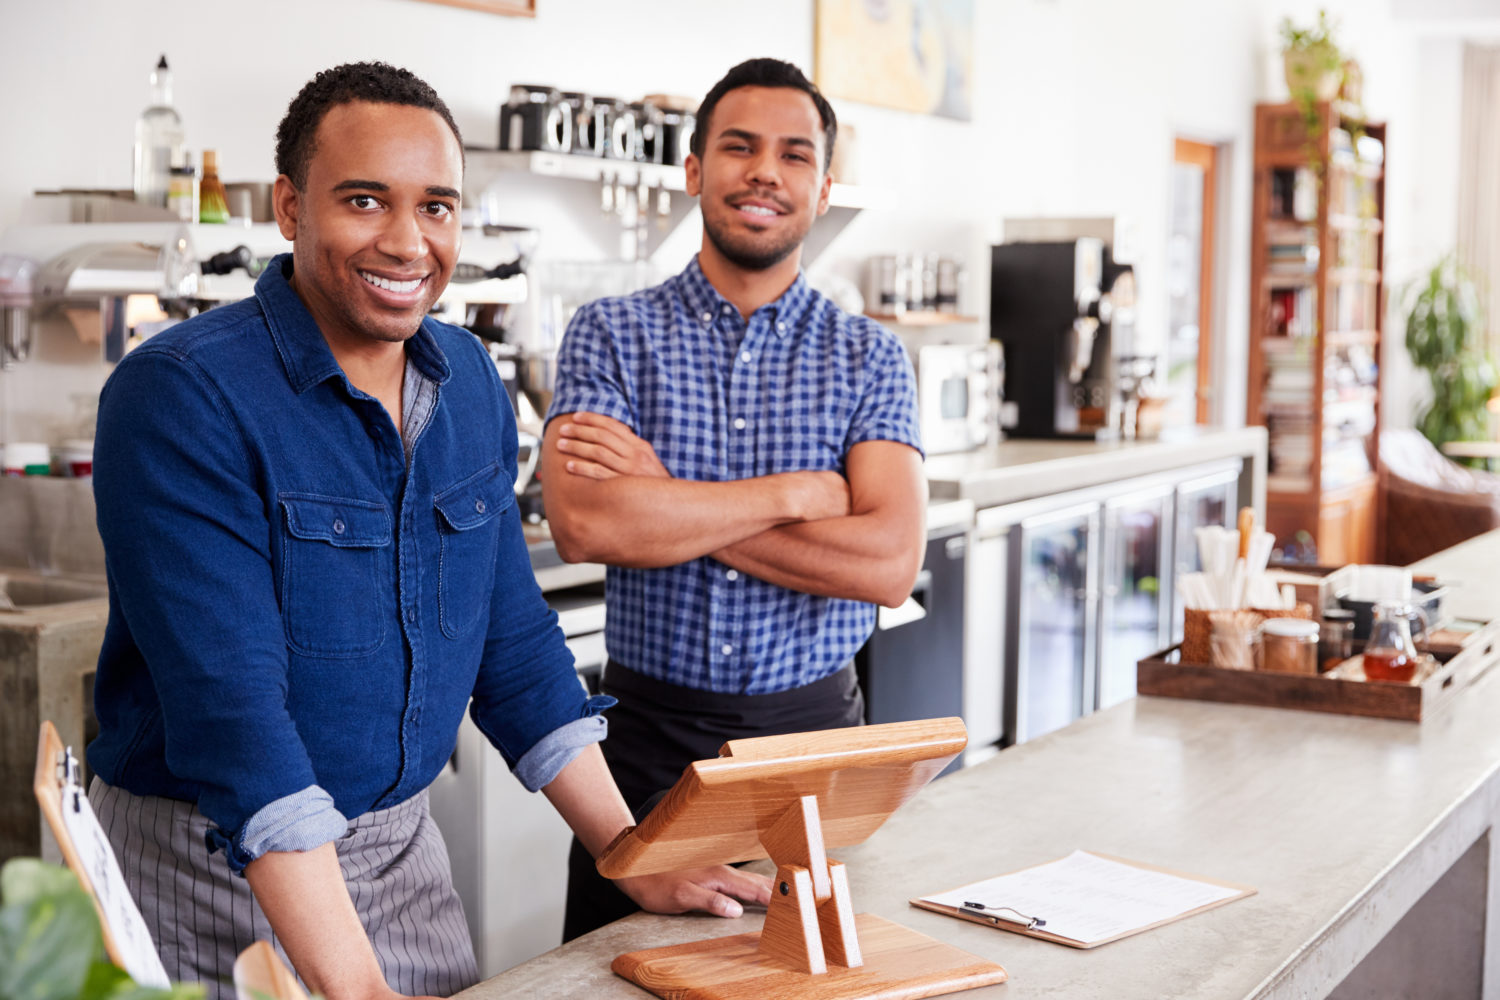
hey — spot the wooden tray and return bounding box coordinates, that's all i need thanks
[1136,619,1500,722]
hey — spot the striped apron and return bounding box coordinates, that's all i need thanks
[89,779,478,999]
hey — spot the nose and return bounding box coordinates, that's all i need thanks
[375,208,426,263]
[745,148,782,189]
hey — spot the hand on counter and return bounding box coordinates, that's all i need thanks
[615,864,773,920]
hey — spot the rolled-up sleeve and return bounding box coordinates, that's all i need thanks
[845,323,924,457]
[94,349,336,873]
[545,301,636,430]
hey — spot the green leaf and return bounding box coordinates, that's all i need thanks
[0,869,104,1000]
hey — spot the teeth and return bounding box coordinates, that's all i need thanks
[361,271,422,293]
[739,205,777,217]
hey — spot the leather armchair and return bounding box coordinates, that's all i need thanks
[1379,429,1500,565]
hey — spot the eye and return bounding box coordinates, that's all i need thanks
[423,201,455,219]
[349,194,380,210]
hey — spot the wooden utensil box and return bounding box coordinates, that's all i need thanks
[1136,619,1500,722]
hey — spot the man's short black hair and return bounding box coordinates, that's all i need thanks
[691,58,837,172]
[275,61,464,189]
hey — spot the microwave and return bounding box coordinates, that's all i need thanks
[914,342,1002,455]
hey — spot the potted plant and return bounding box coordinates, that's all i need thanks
[0,858,202,1000]
[1280,9,1345,103]
[1405,257,1498,460]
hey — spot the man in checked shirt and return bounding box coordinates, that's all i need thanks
[542,57,927,940]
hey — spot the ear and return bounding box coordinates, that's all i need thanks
[815,170,832,218]
[272,175,299,242]
[684,152,702,198]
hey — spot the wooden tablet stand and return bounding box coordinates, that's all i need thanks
[597,718,1008,1000]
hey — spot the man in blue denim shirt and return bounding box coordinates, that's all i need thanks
[87,62,766,1000]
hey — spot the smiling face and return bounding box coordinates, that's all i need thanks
[272,100,463,353]
[686,85,832,276]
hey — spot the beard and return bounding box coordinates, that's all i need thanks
[702,208,809,272]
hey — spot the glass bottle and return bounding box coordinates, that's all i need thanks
[1362,600,1419,683]
[133,55,185,209]
[199,150,230,224]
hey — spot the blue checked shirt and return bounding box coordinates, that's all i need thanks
[547,256,922,695]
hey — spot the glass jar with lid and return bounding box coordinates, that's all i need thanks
[1261,617,1319,674]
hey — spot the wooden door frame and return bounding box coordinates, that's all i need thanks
[1173,137,1218,424]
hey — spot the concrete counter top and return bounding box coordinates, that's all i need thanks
[925,425,1267,509]
[459,529,1500,1000]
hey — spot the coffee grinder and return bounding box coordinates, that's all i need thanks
[990,237,1132,439]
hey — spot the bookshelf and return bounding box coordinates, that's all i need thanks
[1247,102,1386,565]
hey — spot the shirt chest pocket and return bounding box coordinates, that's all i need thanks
[278,494,392,658]
[434,464,513,640]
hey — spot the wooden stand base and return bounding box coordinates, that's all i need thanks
[613,913,1007,1000]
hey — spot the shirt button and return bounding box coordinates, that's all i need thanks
[332,518,346,535]
[721,304,732,312]
[721,644,733,656]
[777,322,787,332]
[406,608,417,623]
[475,498,487,514]
[726,570,739,581]
[733,417,747,430]
[740,351,752,363]
[701,311,713,323]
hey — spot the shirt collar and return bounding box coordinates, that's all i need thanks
[675,255,817,338]
[255,254,452,394]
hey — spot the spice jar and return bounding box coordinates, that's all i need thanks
[1261,618,1319,674]
[1318,610,1355,672]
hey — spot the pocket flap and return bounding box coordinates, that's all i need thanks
[434,463,514,531]
[280,494,391,547]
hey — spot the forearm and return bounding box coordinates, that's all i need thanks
[714,511,925,607]
[540,742,635,857]
[246,843,393,1000]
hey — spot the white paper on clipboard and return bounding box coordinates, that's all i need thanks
[55,753,171,988]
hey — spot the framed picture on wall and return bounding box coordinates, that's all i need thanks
[410,0,534,16]
[814,0,973,120]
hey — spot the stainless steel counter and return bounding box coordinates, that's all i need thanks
[458,528,1500,1000]
[925,426,1267,510]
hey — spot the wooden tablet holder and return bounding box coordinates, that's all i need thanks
[597,718,1007,1000]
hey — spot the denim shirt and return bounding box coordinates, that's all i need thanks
[88,255,608,874]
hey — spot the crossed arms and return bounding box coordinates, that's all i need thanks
[542,412,927,608]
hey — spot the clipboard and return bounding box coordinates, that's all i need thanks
[911,849,1256,949]
[32,720,171,988]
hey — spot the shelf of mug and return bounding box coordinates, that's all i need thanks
[464,149,882,210]
[865,311,980,327]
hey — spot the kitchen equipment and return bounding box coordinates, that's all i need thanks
[914,342,998,455]
[601,99,637,160]
[1336,579,1444,641]
[0,254,37,369]
[657,109,693,166]
[1318,610,1355,672]
[1362,600,1423,682]
[560,92,603,157]
[630,101,664,164]
[499,84,572,154]
[856,520,968,777]
[990,234,1134,439]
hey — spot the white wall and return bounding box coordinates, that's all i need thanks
[0,0,1470,438]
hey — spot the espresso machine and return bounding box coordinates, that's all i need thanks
[990,236,1133,439]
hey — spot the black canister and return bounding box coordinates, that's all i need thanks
[560,92,603,157]
[631,101,665,164]
[499,84,571,153]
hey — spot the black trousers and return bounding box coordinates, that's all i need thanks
[561,660,865,942]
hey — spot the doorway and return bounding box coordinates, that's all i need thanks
[1166,137,1220,426]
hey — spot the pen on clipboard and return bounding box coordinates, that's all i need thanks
[961,900,1047,931]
